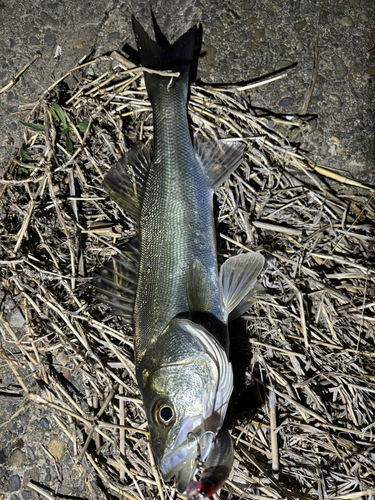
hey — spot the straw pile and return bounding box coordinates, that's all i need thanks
[1,51,375,500]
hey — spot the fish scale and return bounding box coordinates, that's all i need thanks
[135,81,221,361]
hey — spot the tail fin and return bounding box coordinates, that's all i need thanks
[132,17,197,73]
[132,17,197,100]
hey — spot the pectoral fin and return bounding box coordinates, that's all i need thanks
[186,259,216,316]
[103,143,151,221]
[194,136,245,191]
[220,253,264,319]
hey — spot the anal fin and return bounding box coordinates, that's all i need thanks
[220,253,265,319]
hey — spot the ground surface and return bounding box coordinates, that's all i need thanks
[0,0,374,182]
[1,1,375,500]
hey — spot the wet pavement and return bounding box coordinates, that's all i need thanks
[0,0,374,183]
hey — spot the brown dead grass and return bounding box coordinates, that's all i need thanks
[1,51,375,500]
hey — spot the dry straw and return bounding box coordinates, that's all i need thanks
[1,50,375,500]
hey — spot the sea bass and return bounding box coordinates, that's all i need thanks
[94,17,265,497]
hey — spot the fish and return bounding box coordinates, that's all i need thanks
[93,16,265,498]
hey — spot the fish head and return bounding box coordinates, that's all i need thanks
[137,318,233,493]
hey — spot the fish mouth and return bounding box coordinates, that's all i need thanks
[159,416,215,493]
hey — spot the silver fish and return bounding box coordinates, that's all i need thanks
[94,17,265,496]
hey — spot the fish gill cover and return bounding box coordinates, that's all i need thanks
[1,16,375,500]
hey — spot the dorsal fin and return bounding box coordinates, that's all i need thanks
[92,246,139,323]
[220,253,265,317]
[103,143,151,221]
[194,136,245,191]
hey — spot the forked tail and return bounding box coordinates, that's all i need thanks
[132,17,198,102]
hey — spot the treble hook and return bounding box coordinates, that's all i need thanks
[186,431,216,470]
[187,431,204,468]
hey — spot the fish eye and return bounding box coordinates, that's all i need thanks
[154,401,175,427]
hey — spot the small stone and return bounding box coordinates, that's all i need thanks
[265,0,281,12]
[278,97,292,107]
[330,136,340,145]
[309,119,318,132]
[9,122,17,131]
[48,438,66,460]
[241,0,256,11]
[40,11,59,28]
[108,32,121,43]
[195,7,202,17]
[319,10,330,24]
[26,446,35,461]
[296,41,304,52]
[202,44,216,62]
[8,448,26,466]
[39,417,49,429]
[10,38,16,48]
[328,94,342,107]
[253,28,265,39]
[9,475,21,492]
[274,43,286,56]
[21,491,30,500]
[44,34,56,46]
[22,467,39,488]
[339,16,353,27]
[0,448,8,463]
[332,55,348,77]
[294,20,307,31]
[56,351,69,366]
[76,40,83,49]
[368,66,375,76]
[352,65,362,79]
[29,36,40,46]
[361,14,369,21]
[265,51,273,64]
[184,6,193,17]
[325,69,333,79]
[275,59,293,70]
[9,309,25,328]
[275,124,287,135]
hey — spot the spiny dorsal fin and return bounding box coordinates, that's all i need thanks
[186,259,216,315]
[194,136,245,192]
[220,253,265,317]
[92,246,139,323]
[103,143,151,221]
